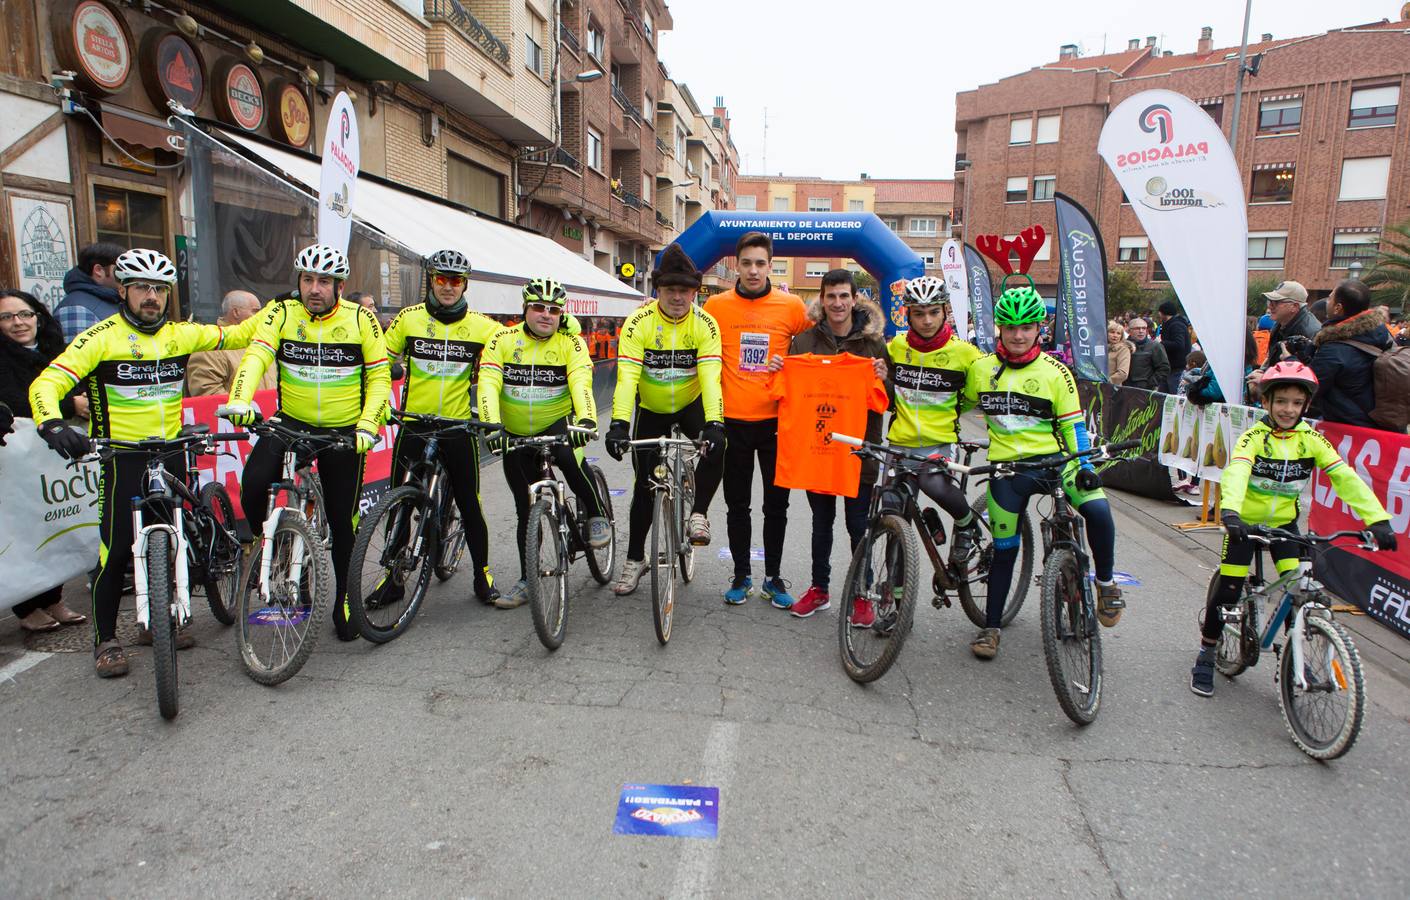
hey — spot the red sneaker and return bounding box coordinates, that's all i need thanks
[790,585,831,618]
[849,597,875,628]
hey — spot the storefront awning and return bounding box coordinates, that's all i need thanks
[215,129,644,316]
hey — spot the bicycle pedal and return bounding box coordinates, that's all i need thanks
[931,594,950,609]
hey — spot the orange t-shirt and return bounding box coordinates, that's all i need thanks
[771,353,889,498]
[703,286,810,421]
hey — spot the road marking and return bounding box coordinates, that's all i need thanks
[669,721,740,900]
[0,651,51,684]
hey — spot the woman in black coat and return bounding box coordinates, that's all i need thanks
[0,288,89,633]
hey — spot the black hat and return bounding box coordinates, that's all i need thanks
[653,243,702,290]
[1158,299,1178,316]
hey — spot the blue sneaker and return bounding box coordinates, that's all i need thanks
[724,575,751,605]
[762,576,795,609]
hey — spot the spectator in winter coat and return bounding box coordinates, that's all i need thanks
[1125,318,1171,391]
[1157,300,1191,393]
[1309,279,1395,430]
[52,242,125,343]
[1107,320,1133,385]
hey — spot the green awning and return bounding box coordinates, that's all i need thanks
[206,0,426,82]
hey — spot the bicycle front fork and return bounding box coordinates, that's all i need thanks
[131,505,191,629]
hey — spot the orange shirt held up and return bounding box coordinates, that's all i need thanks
[771,353,889,498]
[703,284,809,421]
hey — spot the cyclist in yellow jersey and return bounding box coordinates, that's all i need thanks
[381,249,503,604]
[603,244,726,595]
[478,277,607,609]
[220,243,391,641]
[30,249,260,677]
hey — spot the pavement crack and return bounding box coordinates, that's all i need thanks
[1059,758,1125,899]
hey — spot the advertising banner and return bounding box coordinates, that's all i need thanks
[1076,381,1174,500]
[317,91,359,252]
[962,243,995,352]
[1309,420,1410,641]
[940,239,969,341]
[1098,90,1247,407]
[1052,193,1108,382]
[1157,393,1256,480]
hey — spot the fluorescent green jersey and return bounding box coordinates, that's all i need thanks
[477,325,595,436]
[30,313,258,441]
[886,334,981,447]
[611,301,724,421]
[230,298,390,433]
[1221,418,1388,528]
[383,304,503,420]
[962,352,1085,461]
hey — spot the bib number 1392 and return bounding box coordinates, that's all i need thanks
[739,332,770,372]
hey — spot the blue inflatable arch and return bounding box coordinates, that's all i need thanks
[662,211,925,335]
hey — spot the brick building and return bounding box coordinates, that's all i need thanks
[870,178,955,272]
[954,12,1410,301]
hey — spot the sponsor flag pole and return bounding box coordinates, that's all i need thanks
[940,239,969,340]
[1052,192,1109,381]
[317,91,360,252]
[962,243,996,352]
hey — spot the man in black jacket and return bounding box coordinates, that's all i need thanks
[53,242,125,343]
[1310,279,1395,429]
[1246,280,1321,400]
[1157,300,1191,393]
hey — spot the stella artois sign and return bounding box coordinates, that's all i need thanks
[67,0,133,93]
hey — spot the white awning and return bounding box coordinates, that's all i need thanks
[216,129,644,317]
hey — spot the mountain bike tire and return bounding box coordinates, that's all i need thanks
[1208,572,1259,678]
[677,463,697,583]
[199,482,243,626]
[434,493,466,583]
[146,529,180,721]
[1040,548,1103,725]
[527,499,568,650]
[650,489,676,645]
[348,486,433,643]
[958,496,1034,628]
[1279,614,1364,760]
[838,515,919,684]
[584,464,617,585]
[237,514,331,685]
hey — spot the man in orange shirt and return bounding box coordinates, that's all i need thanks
[702,231,811,607]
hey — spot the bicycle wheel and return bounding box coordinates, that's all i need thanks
[1278,613,1365,760]
[838,515,919,684]
[584,464,617,585]
[650,489,676,645]
[237,514,331,685]
[145,529,180,720]
[348,486,434,644]
[1207,572,1260,678]
[958,496,1034,628]
[677,463,696,583]
[1039,548,1103,725]
[434,489,466,582]
[198,482,243,626]
[526,499,568,650]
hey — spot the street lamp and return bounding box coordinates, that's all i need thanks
[573,69,604,83]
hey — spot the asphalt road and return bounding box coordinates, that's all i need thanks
[4,424,1410,898]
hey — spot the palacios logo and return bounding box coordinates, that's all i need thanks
[1139,103,1174,144]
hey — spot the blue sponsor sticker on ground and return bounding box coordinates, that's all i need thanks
[609,488,626,496]
[246,607,310,627]
[717,547,765,562]
[1087,571,1142,587]
[614,784,719,839]
[585,456,600,463]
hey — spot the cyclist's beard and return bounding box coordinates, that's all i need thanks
[120,301,166,335]
[427,291,467,323]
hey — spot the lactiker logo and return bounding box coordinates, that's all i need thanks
[1139,103,1174,144]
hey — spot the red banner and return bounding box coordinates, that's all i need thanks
[1309,420,1410,640]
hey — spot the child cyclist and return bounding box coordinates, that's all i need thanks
[1191,361,1396,697]
[962,280,1124,660]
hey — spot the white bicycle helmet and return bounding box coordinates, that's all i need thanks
[294,243,350,280]
[114,248,177,285]
[903,275,949,307]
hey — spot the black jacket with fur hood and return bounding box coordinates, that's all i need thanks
[1309,307,1393,429]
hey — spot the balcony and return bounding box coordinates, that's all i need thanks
[612,84,644,124]
[612,10,644,63]
[656,136,671,157]
[561,26,581,56]
[424,0,508,66]
[203,0,427,81]
[522,146,581,172]
[656,210,673,228]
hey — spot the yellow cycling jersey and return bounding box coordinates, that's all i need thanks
[611,301,724,421]
[477,325,595,436]
[30,313,258,441]
[230,297,390,433]
[383,304,503,421]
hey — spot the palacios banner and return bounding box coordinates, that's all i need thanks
[317,91,360,252]
[1053,192,1109,382]
[940,239,970,341]
[963,242,996,352]
[1098,89,1247,407]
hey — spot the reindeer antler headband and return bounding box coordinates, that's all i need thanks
[975,224,1045,293]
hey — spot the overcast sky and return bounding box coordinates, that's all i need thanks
[657,0,1400,181]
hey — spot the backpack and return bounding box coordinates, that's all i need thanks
[1338,341,1410,433]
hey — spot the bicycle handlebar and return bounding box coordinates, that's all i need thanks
[1245,525,1379,551]
[962,439,1140,478]
[625,436,704,453]
[389,408,502,436]
[228,415,355,451]
[505,427,598,449]
[82,430,249,464]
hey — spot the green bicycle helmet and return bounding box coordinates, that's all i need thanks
[522,277,568,307]
[993,274,1046,325]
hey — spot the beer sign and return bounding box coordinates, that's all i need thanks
[214,58,265,131]
[272,79,312,147]
[60,0,133,94]
[140,29,205,110]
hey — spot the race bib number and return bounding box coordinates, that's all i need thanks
[739,332,770,373]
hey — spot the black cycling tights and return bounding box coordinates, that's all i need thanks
[501,417,603,580]
[625,398,723,561]
[92,453,186,646]
[391,426,490,573]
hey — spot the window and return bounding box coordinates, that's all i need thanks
[1009,117,1032,145]
[1117,236,1149,263]
[94,185,166,252]
[1035,115,1060,144]
[1247,231,1288,270]
[1005,176,1027,203]
[1338,156,1391,200]
[1349,85,1399,128]
[908,217,937,236]
[1330,233,1379,269]
[772,196,790,211]
[771,259,789,277]
[808,197,832,212]
[1249,166,1295,203]
[643,96,653,123]
[1033,175,1056,201]
[587,24,605,60]
[805,262,828,278]
[736,194,757,210]
[919,251,938,268]
[848,199,864,212]
[447,154,505,217]
[642,9,654,41]
[675,126,687,160]
[1257,97,1302,134]
[882,217,899,232]
[1200,100,1224,126]
[587,127,603,171]
[524,9,546,75]
[1152,258,1169,282]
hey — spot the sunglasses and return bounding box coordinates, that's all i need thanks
[0,310,38,323]
[433,273,467,287]
[527,302,563,315]
[125,281,171,296]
